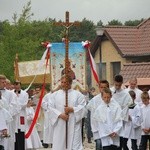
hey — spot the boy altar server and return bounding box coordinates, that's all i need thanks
[25,99,42,149]
[123,91,142,150]
[139,91,150,150]
[94,88,122,150]
[110,75,132,150]
[86,80,109,150]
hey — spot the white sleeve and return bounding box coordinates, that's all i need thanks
[73,93,86,123]
[47,93,61,126]
[131,106,142,128]
[42,94,49,111]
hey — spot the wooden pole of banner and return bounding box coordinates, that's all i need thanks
[54,11,80,148]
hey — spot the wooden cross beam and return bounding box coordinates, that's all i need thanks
[54,11,80,29]
[54,11,80,87]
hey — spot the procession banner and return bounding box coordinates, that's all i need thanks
[51,42,86,91]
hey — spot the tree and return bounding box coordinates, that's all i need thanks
[108,19,123,26]
[97,20,103,26]
[70,18,96,42]
[124,19,144,26]
[18,1,34,23]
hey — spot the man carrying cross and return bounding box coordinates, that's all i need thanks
[48,75,86,150]
[47,11,86,150]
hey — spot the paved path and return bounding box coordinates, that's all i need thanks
[37,138,133,150]
[37,138,95,150]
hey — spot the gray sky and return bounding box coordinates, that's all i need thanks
[0,0,150,24]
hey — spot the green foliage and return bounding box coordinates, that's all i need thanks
[124,19,144,26]
[0,5,96,81]
[70,18,96,42]
[97,20,103,26]
[108,19,123,26]
[0,0,145,82]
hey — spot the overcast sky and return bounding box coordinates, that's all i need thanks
[0,0,150,24]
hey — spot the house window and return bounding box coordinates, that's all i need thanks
[111,62,121,78]
[96,63,106,80]
[102,63,106,80]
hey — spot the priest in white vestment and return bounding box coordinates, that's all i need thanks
[93,88,122,150]
[12,81,29,150]
[48,75,86,150]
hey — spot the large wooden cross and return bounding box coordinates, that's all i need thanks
[55,11,80,79]
[54,11,80,148]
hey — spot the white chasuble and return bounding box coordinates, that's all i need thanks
[48,89,86,150]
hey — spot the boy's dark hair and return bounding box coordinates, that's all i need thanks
[129,90,136,99]
[114,75,123,83]
[101,87,112,96]
[98,80,109,88]
[141,91,149,100]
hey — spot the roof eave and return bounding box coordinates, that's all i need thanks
[104,30,125,57]
[123,53,150,58]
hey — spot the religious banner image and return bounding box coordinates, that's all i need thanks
[50,42,86,91]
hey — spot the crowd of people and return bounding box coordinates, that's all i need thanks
[0,74,150,150]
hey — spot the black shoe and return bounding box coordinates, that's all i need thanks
[42,143,49,148]
[0,145,4,150]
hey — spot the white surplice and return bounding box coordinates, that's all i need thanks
[12,89,29,133]
[0,106,12,131]
[141,104,150,135]
[110,87,132,136]
[93,99,122,147]
[48,89,86,150]
[0,107,8,147]
[42,92,53,144]
[25,107,42,149]
[1,89,20,150]
[123,104,142,140]
[0,104,12,147]
[86,94,102,140]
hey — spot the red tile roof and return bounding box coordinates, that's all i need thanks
[124,78,150,86]
[105,18,150,57]
[120,62,150,83]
